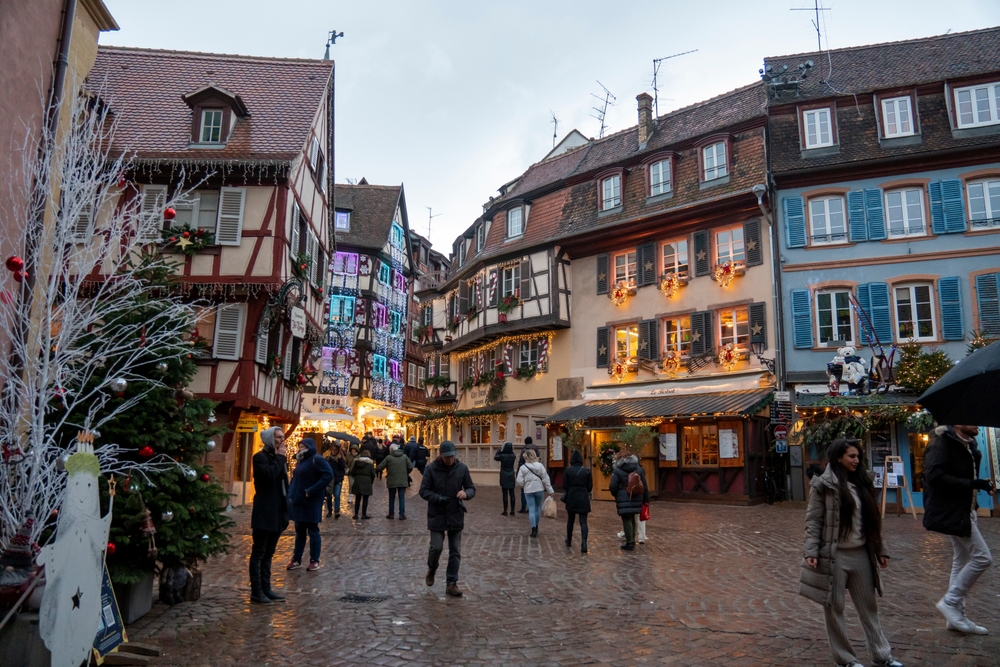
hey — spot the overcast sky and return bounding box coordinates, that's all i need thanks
[101,1,999,252]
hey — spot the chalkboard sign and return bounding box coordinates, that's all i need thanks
[92,563,127,659]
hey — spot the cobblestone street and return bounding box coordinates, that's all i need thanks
[127,481,1000,667]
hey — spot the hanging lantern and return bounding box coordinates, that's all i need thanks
[610,281,634,307]
[660,350,682,378]
[658,273,686,299]
[718,343,739,372]
[610,354,630,383]
[712,261,745,289]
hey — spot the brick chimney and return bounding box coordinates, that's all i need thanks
[636,93,654,147]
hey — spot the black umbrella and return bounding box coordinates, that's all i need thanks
[918,341,1000,427]
[325,431,361,445]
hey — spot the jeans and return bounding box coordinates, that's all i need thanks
[326,481,343,515]
[622,513,638,544]
[526,491,544,528]
[945,511,994,607]
[388,487,406,516]
[249,528,281,591]
[566,512,588,542]
[520,488,528,511]
[354,494,369,517]
[502,488,516,513]
[292,521,320,564]
[428,529,462,583]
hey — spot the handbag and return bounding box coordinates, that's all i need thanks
[542,495,557,519]
[640,502,650,522]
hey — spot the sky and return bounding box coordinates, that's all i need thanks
[100,0,999,253]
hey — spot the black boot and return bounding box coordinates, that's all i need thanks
[263,588,285,601]
[565,531,572,547]
[581,540,588,553]
[530,526,538,538]
[250,585,272,604]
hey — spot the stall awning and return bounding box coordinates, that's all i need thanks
[545,389,773,423]
[463,399,552,414]
[795,393,919,408]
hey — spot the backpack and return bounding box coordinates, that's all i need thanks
[626,470,644,497]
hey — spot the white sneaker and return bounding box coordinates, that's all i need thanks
[638,539,646,544]
[616,531,625,540]
[936,597,966,628]
[947,618,989,635]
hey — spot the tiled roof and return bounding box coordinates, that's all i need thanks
[89,46,333,162]
[334,184,401,250]
[764,27,1000,102]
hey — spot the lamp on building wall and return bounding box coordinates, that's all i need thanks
[749,338,776,376]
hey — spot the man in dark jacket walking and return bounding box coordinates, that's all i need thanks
[249,426,289,604]
[608,452,649,551]
[924,424,994,635]
[419,440,475,597]
[286,438,334,572]
[415,438,430,474]
[404,436,419,463]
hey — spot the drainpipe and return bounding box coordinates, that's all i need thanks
[753,184,785,393]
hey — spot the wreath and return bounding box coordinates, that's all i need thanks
[598,441,621,476]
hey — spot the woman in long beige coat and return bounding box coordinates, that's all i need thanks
[800,439,903,667]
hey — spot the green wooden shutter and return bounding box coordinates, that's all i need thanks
[693,230,710,276]
[847,190,867,242]
[458,280,469,314]
[596,254,609,295]
[783,197,806,248]
[638,242,656,286]
[744,218,763,266]
[690,311,713,356]
[976,273,1000,336]
[638,319,658,360]
[596,326,610,367]
[865,188,886,241]
[748,301,767,349]
[942,179,967,233]
[790,289,813,349]
[938,276,964,341]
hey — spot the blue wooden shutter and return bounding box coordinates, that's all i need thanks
[693,230,711,276]
[847,190,867,242]
[942,179,967,233]
[929,181,946,235]
[783,197,806,248]
[596,254,609,295]
[638,319,658,360]
[976,273,1000,336]
[790,289,813,349]
[938,276,964,341]
[748,301,767,349]
[866,282,893,344]
[596,326,610,367]
[856,283,872,347]
[743,218,763,266]
[638,242,656,286]
[865,188,886,241]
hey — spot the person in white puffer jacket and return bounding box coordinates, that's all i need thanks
[515,449,553,538]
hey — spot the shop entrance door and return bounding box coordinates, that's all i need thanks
[589,430,659,501]
[233,431,256,506]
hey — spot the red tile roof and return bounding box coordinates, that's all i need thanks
[334,184,403,250]
[90,46,333,163]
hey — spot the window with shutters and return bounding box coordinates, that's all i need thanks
[216,187,245,246]
[308,137,320,171]
[212,303,246,360]
[808,196,848,245]
[506,207,523,238]
[200,109,224,143]
[501,265,520,298]
[702,142,727,181]
[885,188,927,238]
[816,290,854,345]
[881,97,915,137]
[954,82,1000,128]
[650,159,671,196]
[662,316,691,356]
[661,239,688,277]
[72,202,94,243]
[373,354,387,379]
[717,307,749,348]
[803,108,834,148]
[330,296,354,324]
[390,311,401,335]
[894,284,936,341]
[335,210,350,231]
[601,175,621,210]
[172,190,220,232]
[378,262,390,285]
[139,185,167,241]
[418,366,426,387]
[968,179,1000,229]
[613,251,637,285]
[614,324,639,362]
[519,339,538,367]
[715,226,745,265]
[390,223,405,249]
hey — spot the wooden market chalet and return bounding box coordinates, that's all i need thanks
[90,47,334,503]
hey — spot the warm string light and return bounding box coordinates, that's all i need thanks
[658,273,687,299]
[717,343,739,372]
[660,350,682,378]
[610,281,635,307]
[610,354,629,382]
[453,331,557,362]
[712,261,745,289]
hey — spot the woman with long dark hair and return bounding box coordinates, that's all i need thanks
[800,439,903,667]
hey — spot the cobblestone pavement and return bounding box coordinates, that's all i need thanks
[126,478,1000,666]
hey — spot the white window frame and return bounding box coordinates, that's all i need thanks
[803,108,834,148]
[335,210,350,231]
[215,187,246,246]
[661,239,688,277]
[954,82,1000,128]
[650,160,671,196]
[458,242,467,266]
[662,316,691,356]
[519,339,538,367]
[715,227,745,265]
[200,109,223,144]
[476,224,485,251]
[885,188,927,238]
[501,265,520,298]
[808,196,848,245]
[968,179,1000,228]
[717,306,750,349]
[417,366,426,388]
[614,324,639,361]
[881,96,915,137]
[815,289,855,345]
[408,362,418,388]
[702,142,727,181]
[601,175,621,209]
[894,283,936,342]
[613,250,637,285]
[507,208,523,238]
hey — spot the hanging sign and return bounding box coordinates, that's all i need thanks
[659,432,677,461]
[290,307,307,339]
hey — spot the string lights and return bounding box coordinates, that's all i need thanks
[658,272,687,299]
[453,331,557,362]
[712,261,745,289]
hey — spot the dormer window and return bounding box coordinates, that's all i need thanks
[182,83,250,148]
[702,142,727,180]
[476,224,485,251]
[200,109,224,143]
[506,208,523,238]
[602,175,621,209]
[803,108,834,148]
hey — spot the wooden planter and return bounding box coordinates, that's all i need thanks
[113,571,154,625]
[0,612,50,667]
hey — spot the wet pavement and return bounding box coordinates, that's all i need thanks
[126,478,1000,666]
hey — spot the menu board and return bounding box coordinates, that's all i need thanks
[719,429,739,459]
[551,436,563,461]
[659,432,677,461]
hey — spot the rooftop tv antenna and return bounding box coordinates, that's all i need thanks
[651,49,697,117]
[323,30,344,60]
[550,110,559,148]
[790,0,830,52]
[590,81,616,139]
[425,206,441,242]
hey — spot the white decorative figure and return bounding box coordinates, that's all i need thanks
[36,432,113,667]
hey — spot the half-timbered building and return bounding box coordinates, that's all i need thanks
[91,47,333,504]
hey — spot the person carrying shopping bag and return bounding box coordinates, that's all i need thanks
[800,438,903,667]
[515,448,553,538]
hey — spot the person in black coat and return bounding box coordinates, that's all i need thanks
[324,441,348,519]
[923,424,995,634]
[608,452,649,551]
[374,440,389,479]
[494,441,517,516]
[561,450,593,553]
[404,436,419,463]
[415,438,430,474]
[249,426,289,604]
[286,438,334,571]
[516,437,540,513]
[419,441,475,597]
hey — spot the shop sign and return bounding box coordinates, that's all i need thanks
[290,306,306,339]
[470,385,489,408]
[551,436,563,461]
[236,417,259,433]
[774,390,790,402]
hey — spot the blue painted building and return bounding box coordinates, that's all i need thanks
[765,28,1000,508]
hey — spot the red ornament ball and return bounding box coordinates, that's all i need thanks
[182,231,190,238]
[5,256,23,272]
[200,473,210,483]
[170,237,177,242]
[163,207,176,221]
[13,270,25,283]
[0,290,13,304]
[106,542,116,556]
[138,446,155,459]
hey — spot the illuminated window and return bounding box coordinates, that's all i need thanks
[718,307,749,348]
[662,316,691,356]
[615,324,639,361]
[715,227,745,264]
[613,251,637,284]
[683,423,719,467]
[661,239,688,276]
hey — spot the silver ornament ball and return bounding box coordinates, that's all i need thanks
[109,378,127,393]
[205,439,216,452]
[157,362,169,373]
[201,534,210,542]
[55,452,70,472]
[160,510,174,522]
[185,468,197,480]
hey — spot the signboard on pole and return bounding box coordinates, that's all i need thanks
[775,439,788,453]
[290,306,307,339]
[773,425,788,441]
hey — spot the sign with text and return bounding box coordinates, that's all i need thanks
[92,563,126,659]
[235,416,259,433]
[290,307,307,339]
[773,425,788,441]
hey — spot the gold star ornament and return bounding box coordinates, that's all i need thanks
[696,250,707,262]
[177,236,193,250]
[644,261,654,272]
[599,344,608,356]
[691,331,702,342]
[747,239,757,251]
[751,323,763,336]
[598,272,607,282]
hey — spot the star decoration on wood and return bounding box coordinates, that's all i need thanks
[72,588,82,609]
[751,323,763,336]
[177,236,193,250]
[747,239,758,251]
[639,340,648,350]
[692,331,702,342]
[644,261,653,272]
[696,250,707,262]
[598,272,607,282]
[599,345,608,356]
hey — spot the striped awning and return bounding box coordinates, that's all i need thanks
[545,389,773,423]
